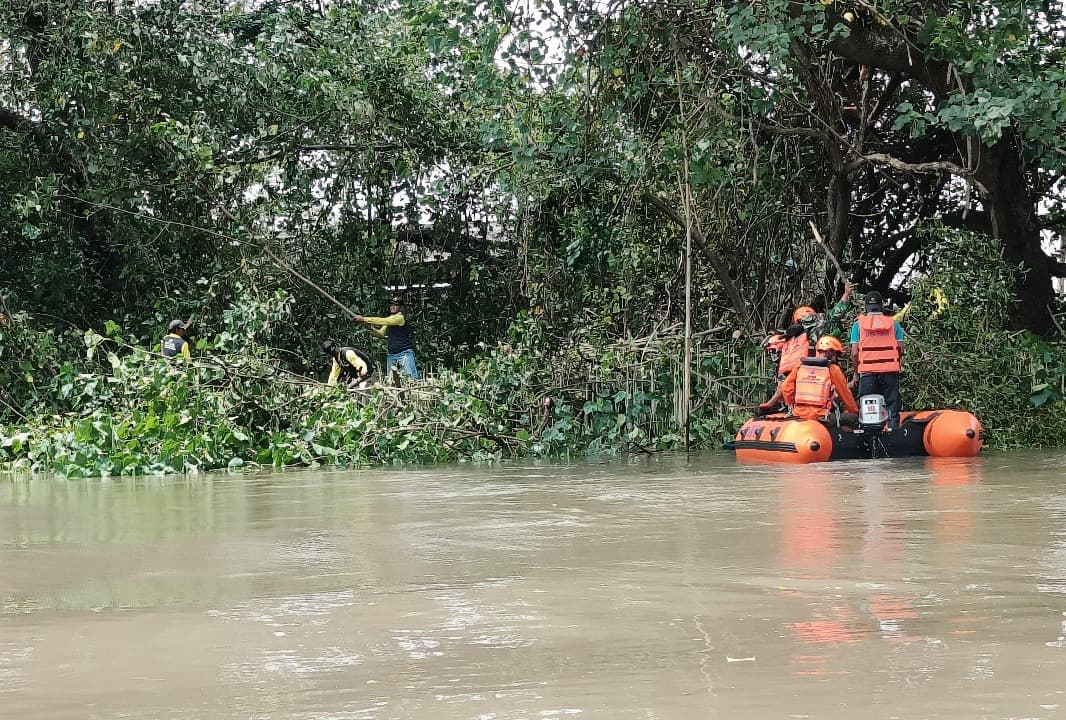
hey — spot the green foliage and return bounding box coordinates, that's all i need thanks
[0,0,521,371]
[1,299,772,476]
[0,313,85,417]
[900,229,1066,448]
[5,256,1066,476]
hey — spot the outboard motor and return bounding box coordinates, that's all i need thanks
[858,394,888,433]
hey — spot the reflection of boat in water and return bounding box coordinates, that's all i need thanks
[731,409,982,464]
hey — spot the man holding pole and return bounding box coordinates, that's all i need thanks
[355,297,419,381]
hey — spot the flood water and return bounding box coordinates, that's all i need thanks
[2,451,1066,719]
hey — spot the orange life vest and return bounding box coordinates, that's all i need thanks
[793,361,834,418]
[856,314,901,373]
[777,334,811,377]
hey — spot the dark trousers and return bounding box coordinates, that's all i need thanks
[858,372,901,429]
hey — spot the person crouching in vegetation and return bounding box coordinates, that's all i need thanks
[323,340,374,389]
[161,320,191,360]
[781,335,858,428]
[354,297,419,381]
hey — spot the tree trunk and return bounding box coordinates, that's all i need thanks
[974,137,1054,334]
[826,165,850,269]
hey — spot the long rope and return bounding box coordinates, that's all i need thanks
[213,202,361,321]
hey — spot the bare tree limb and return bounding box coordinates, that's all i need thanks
[845,153,994,235]
[641,191,748,323]
[808,220,849,280]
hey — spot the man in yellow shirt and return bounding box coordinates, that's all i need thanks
[323,340,374,389]
[355,297,419,380]
[161,320,192,360]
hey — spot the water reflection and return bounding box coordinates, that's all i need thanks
[774,458,989,678]
[928,458,981,568]
[777,468,841,576]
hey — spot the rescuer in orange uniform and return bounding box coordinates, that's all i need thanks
[759,306,818,413]
[778,305,817,375]
[759,280,855,413]
[781,335,858,425]
[763,333,787,380]
[850,291,905,429]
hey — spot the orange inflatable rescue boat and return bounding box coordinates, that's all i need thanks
[730,406,982,464]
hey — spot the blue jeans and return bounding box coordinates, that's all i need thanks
[386,349,420,380]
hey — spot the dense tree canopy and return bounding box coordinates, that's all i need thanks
[1,0,525,364]
[4,0,1065,347]
[539,0,1066,332]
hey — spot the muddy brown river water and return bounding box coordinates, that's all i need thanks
[2,451,1066,719]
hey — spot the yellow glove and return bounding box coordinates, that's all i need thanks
[929,287,948,320]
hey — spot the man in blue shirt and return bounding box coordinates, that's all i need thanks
[355,297,419,381]
[849,291,905,429]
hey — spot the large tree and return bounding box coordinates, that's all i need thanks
[565,0,1066,333]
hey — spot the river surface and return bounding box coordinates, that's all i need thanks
[2,451,1066,719]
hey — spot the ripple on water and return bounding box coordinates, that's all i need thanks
[208,589,357,626]
[275,530,346,568]
[287,709,386,720]
[0,643,33,694]
[257,647,363,675]
[393,635,444,659]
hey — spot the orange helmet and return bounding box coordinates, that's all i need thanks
[792,306,817,323]
[763,333,787,352]
[815,335,844,353]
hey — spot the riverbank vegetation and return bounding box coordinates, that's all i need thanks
[3,0,1066,474]
[4,231,1066,475]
